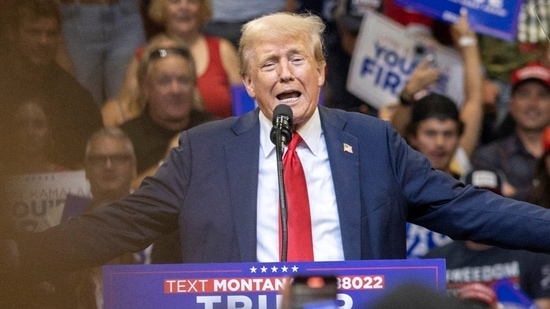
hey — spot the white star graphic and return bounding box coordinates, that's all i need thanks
[281,265,289,273]
[261,266,268,273]
[291,265,299,272]
[250,266,257,273]
[271,266,278,273]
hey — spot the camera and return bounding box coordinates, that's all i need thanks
[288,275,338,309]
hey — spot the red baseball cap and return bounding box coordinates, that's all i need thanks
[511,63,550,91]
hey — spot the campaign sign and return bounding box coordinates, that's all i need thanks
[394,0,522,41]
[4,170,91,233]
[103,259,445,309]
[347,10,463,110]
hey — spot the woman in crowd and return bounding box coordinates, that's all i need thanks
[4,97,68,175]
[102,0,241,125]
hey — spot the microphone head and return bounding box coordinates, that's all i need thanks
[270,104,293,146]
[271,104,293,125]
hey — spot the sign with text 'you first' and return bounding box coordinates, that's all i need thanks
[103,259,445,309]
[347,10,464,110]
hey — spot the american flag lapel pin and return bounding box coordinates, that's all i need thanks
[343,143,353,154]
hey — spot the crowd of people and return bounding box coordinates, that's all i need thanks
[2,0,550,308]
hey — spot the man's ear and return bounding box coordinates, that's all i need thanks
[242,74,256,99]
[317,62,326,87]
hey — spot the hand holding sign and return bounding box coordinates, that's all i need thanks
[393,0,522,41]
[450,9,477,47]
[347,10,463,110]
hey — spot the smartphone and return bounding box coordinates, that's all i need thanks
[414,43,437,68]
[289,275,339,309]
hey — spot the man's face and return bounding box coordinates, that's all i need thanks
[85,136,137,200]
[409,119,460,172]
[143,54,195,130]
[242,35,325,128]
[510,81,550,133]
[13,16,60,66]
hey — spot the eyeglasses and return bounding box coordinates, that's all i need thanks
[149,47,191,60]
[86,154,133,166]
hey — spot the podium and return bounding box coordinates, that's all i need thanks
[103,259,445,308]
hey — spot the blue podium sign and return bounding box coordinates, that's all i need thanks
[103,259,445,309]
[394,0,523,41]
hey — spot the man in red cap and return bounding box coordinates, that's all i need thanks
[473,63,550,201]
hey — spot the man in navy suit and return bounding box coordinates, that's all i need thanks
[5,12,550,287]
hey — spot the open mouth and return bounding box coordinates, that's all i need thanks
[276,91,301,104]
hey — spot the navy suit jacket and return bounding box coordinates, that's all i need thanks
[18,106,550,279]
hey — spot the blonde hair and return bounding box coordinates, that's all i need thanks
[148,0,212,28]
[238,12,326,76]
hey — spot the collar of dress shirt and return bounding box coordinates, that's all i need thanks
[259,107,322,158]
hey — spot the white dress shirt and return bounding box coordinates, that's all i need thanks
[256,107,344,262]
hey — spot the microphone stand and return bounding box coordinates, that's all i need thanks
[275,128,288,262]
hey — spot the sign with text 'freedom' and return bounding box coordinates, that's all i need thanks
[103,259,445,309]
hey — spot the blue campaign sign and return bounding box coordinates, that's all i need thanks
[394,0,523,41]
[103,259,445,309]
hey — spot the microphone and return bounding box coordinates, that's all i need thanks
[270,104,293,147]
[270,104,293,262]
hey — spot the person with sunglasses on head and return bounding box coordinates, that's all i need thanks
[104,0,242,124]
[119,43,215,191]
[117,40,215,265]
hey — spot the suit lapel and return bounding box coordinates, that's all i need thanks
[225,110,261,261]
[319,107,362,260]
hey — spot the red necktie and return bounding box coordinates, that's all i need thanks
[281,133,314,261]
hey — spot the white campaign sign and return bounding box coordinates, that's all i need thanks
[5,170,91,232]
[347,10,464,109]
